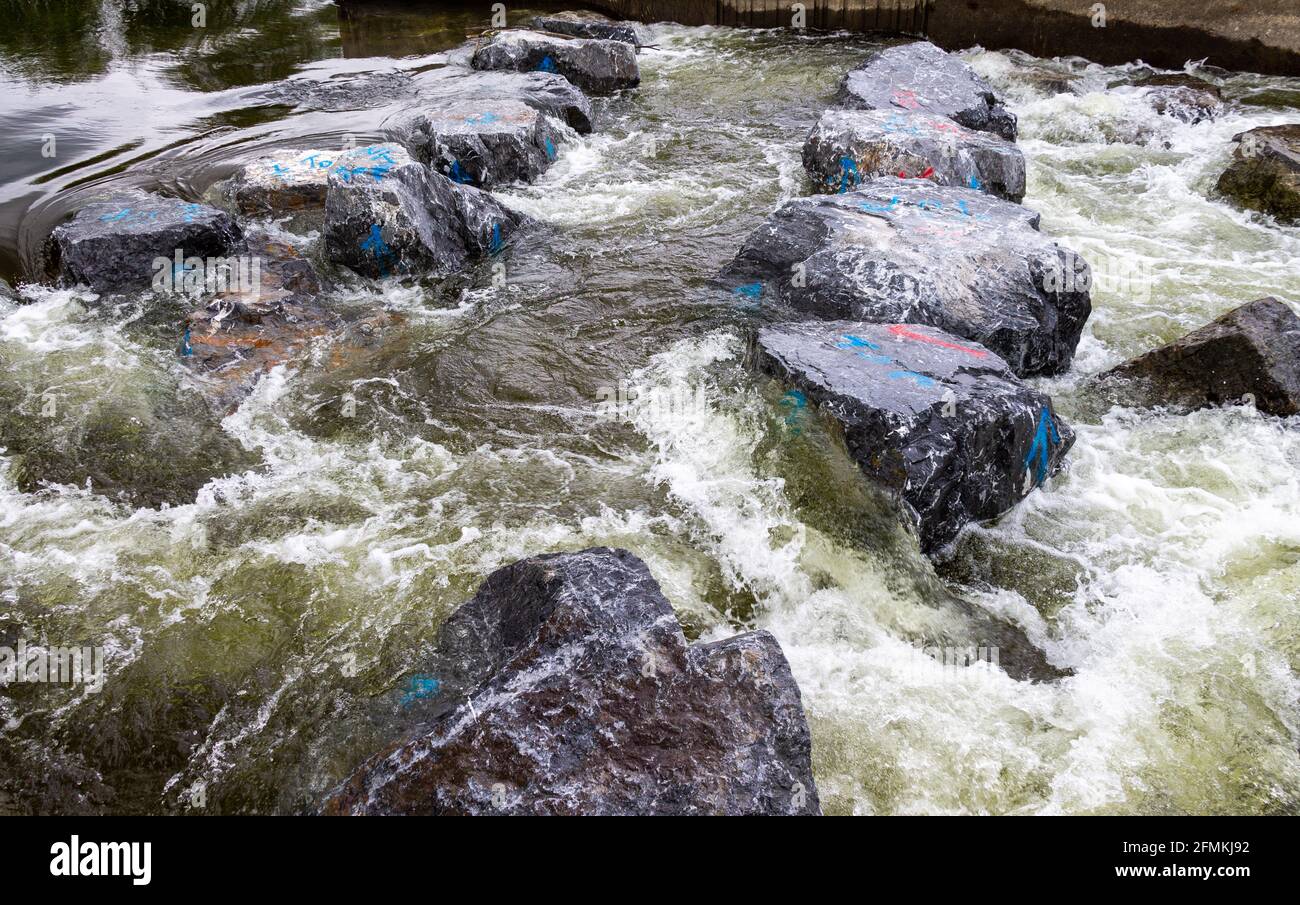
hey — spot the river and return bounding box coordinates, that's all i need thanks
[0,0,1298,815]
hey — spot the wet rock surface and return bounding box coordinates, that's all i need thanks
[1216,124,1300,224]
[754,321,1074,553]
[837,41,1017,141]
[1096,297,1300,417]
[803,108,1026,202]
[721,178,1091,377]
[411,66,594,134]
[471,29,640,95]
[388,98,561,189]
[1132,72,1223,123]
[47,189,243,292]
[531,11,641,46]
[321,143,526,278]
[322,547,820,816]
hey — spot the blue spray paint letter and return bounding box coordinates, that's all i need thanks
[1023,407,1061,485]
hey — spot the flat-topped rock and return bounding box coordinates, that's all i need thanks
[47,189,243,292]
[1216,124,1300,224]
[1132,72,1223,124]
[411,66,593,134]
[322,547,820,815]
[755,321,1074,552]
[221,144,410,216]
[322,143,527,279]
[531,11,641,46]
[721,178,1091,377]
[1096,297,1300,417]
[803,108,1026,202]
[387,98,562,189]
[471,29,639,95]
[837,41,1017,142]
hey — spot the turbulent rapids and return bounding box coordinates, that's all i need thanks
[0,1,1298,816]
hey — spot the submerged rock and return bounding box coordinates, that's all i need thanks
[322,547,820,815]
[411,66,594,135]
[531,10,641,46]
[837,41,1017,142]
[471,29,640,95]
[322,144,526,279]
[721,178,1091,377]
[1096,297,1300,417]
[1216,124,1300,224]
[803,108,1026,202]
[47,189,243,292]
[754,321,1074,553]
[388,98,562,189]
[1133,72,1223,124]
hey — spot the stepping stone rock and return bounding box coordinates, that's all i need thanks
[1216,124,1300,224]
[837,41,1017,142]
[803,108,1026,202]
[388,98,562,189]
[322,144,526,279]
[412,67,594,134]
[721,178,1091,377]
[321,547,820,816]
[47,189,242,292]
[531,11,641,46]
[754,321,1074,553]
[471,29,640,95]
[1096,297,1300,417]
[221,143,411,217]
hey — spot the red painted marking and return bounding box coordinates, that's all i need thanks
[892,89,920,110]
[888,323,989,358]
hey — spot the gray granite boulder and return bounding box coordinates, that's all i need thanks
[531,10,641,46]
[387,98,562,189]
[1133,73,1223,124]
[47,189,242,292]
[803,108,1026,202]
[321,547,820,816]
[471,29,639,95]
[754,321,1074,553]
[837,41,1017,141]
[322,144,526,278]
[1096,297,1300,416]
[411,66,594,134]
[1216,124,1300,224]
[721,178,1091,377]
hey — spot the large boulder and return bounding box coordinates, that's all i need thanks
[531,10,641,46]
[471,29,640,95]
[411,66,594,135]
[721,178,1091,377]
[803,108,1026,202]
[322,144,527,278]
[322,547,820,816]
[837,41,1017,142]
[387,98,562,189]
[221,143,411,217]
[1095,297,1300,417]
[1216,124,1300,224]
[47,189,242,292]
[1131,72,1223,124]
[754,321,1074,553]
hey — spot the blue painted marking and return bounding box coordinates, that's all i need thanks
[779,389,807,436]
[858,196,900,214]
[836,334,882,351]
[360,223,395,275]
[537,54,558,73]
[967,175,981,190]
[887,369,935,387]
[834,156,860,194]
[465,112,500,125]
[400,674,440,708]
[180,324,193,357]
[447,159,474,184]
[99,208,132,222]
[733,282,763,299]
[544,137,556,160]
[1023,407,1062,485]
[490,222,503,254]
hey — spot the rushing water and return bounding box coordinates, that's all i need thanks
[1,1,1298,815]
